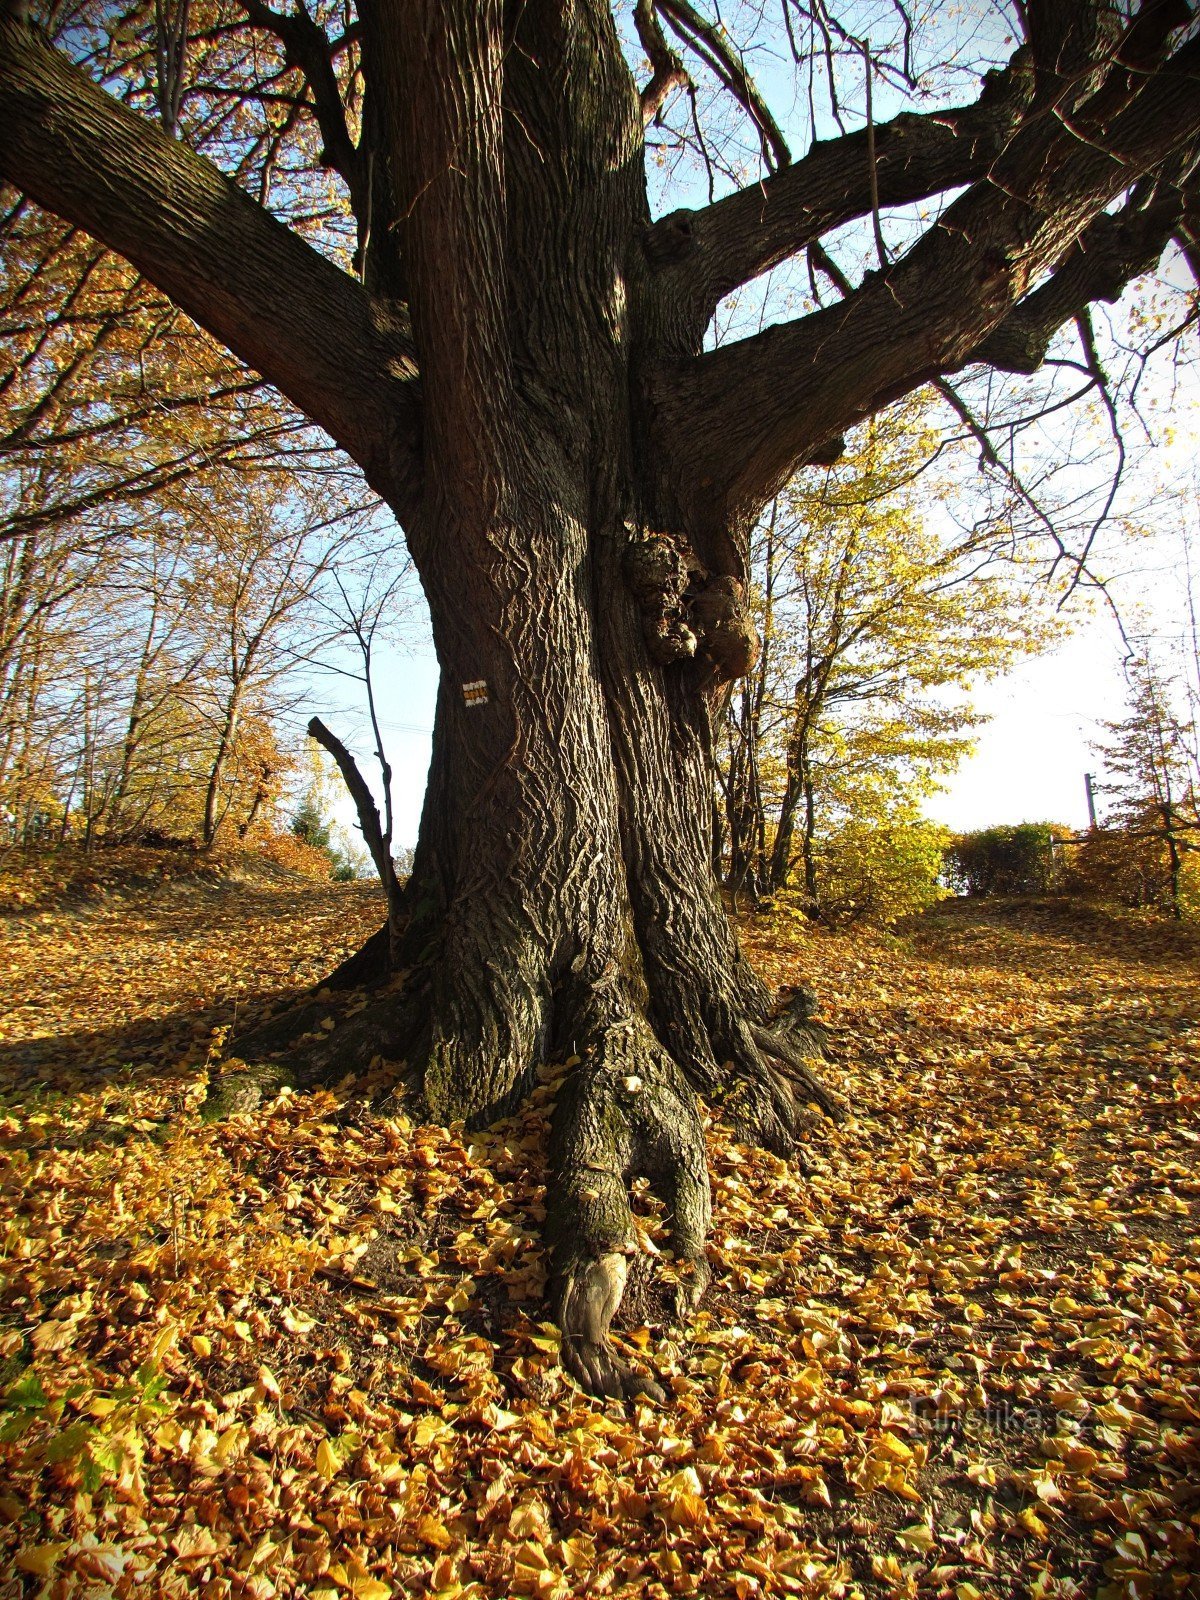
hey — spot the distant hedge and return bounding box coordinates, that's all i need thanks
[943,823,1068,898]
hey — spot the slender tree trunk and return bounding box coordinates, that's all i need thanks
[237,762,272,841]
[770,736,804,894]
[110,598,164,832]
[201,694,240,848]
[801,768,819,906]
[1162,800,1183,919]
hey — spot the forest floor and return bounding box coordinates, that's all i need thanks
[0,850,1197,1600]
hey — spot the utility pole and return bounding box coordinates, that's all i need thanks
[1084,771,1098,829]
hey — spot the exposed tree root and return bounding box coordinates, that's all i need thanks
[750,1024,845,1121]
[548,993,712,1401]
[202,933,846,1404]
[205,989,412,1119]
[200,1059,295,1121]
[633,933,845,1158]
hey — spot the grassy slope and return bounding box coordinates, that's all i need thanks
[0,856,1197,1600]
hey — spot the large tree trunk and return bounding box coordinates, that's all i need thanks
[208,4,839,1397]
[293,433,835,1399]
[215,446,840,1396]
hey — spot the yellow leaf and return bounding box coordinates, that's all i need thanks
[662,1490,706,1528]
[415,1514,453,1551]
[1016,1508,1049,1540]
[171,1526,222,1560]
[316,1438,340,1480]
[16,1543,67,1577]
[213,1424,247,1464]
[895,1522,936,1553]
[513,1540,552,1575]
[660,1466,704,1496]
[150,1324,179,1363]
[412,1416,451,1449]
[509,1501,550,1541]
[31,1319,76,1352]
[352,1581,391,1600]
[871,1553,907,1589]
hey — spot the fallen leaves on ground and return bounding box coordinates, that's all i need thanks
[0,858,1197,1600]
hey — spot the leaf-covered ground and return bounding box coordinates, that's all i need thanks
[1,855,1197,1600]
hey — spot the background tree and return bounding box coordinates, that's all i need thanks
[1074,654,1200,915]
[4,0,1200,1394]
[303,558,420,962]
[0,432,371,850]
[721,402,1057,915]
[0,131,377,849]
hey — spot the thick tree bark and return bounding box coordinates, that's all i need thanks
[3,0,1197,1398]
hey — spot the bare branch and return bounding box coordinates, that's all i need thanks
[657,0,792,172]
[857,35,889,269]
[1175,210,1200,287]
[153,0,191,137]
[308,714,405,958]
[1067,307,1126,593]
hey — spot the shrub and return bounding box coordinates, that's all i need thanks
[812,816,950,925]
[943,823,1067,897]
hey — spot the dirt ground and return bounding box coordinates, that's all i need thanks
[0,853,1197,1599]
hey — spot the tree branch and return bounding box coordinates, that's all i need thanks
[1173,209,1200,287]
[236,0,363,202]
[971,186,1191,373]
[633,0,690,125]
[642,51,1035,338]
[0,15,422,514]
[657,0,791,172]
[648,33,1200,541]
[308,715,405,959]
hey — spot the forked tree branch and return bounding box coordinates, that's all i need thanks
[648,33,1200,537]
[642,52,1036,335]
[0,15,422,514]
[971,186,1192,373]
